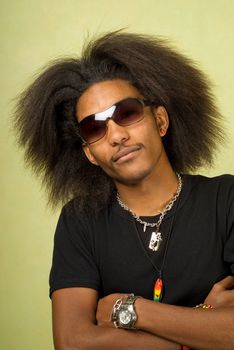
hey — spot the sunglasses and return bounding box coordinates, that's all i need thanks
[77,97,151,144]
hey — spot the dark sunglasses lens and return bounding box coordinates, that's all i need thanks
[79,118,106,144]
[79,98,144,144]
[115,99,144,125]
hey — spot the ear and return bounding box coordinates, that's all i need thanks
[153,106,169,137]
[82,144,99,166]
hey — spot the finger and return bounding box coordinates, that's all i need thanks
[216,276,234,290]
[222,290,234,305]
[205,290,234,307]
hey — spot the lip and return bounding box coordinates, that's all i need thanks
[112,145,142,163]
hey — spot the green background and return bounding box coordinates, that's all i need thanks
[1,1,234,349]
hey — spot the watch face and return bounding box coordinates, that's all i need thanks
[119,309,132,325]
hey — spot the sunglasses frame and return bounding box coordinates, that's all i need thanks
[77,97,152,144]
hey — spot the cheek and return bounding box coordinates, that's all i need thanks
[136,114,160,138]
[87,147,110,168]
[137,121,161,148]
[87,148,118,178]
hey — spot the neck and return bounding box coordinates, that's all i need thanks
[115,168,180,216]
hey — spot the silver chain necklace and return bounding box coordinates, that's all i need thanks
[116,173,182,252]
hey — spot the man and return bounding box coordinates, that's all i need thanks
[15,32,234,349]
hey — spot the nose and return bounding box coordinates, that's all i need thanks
[106,119,129,146]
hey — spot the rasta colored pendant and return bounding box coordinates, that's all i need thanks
[153,278,163,302]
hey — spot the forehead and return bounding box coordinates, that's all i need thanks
[76,79,142,122]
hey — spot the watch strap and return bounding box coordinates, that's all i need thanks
[124,293,139,305]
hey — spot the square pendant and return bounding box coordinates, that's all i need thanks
[149,231,162,251]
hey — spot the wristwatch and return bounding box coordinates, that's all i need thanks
[111,293,139,330]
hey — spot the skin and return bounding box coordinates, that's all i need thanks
[76,79,178,215]
[204,276,234,307]
[52,79,234,350]
[96,277,234,350]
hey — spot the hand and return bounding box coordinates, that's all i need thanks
[204,275,234,308]
[96,293,127,327]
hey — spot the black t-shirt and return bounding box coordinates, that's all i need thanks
[49,174,234,306]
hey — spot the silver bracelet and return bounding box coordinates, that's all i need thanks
[111,297,123,328]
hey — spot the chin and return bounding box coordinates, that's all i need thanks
[113,169,151,186]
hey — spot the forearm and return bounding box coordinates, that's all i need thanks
[136,299,234,350]
[54,323,180,350]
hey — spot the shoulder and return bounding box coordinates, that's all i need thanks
[57,198,112,237]
[186,174,234,192]
[185,174,234,208]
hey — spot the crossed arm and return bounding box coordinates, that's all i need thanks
[52,276,234,350]
[52,287,180,350]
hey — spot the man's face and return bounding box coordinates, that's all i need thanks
[76,79,169,187]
